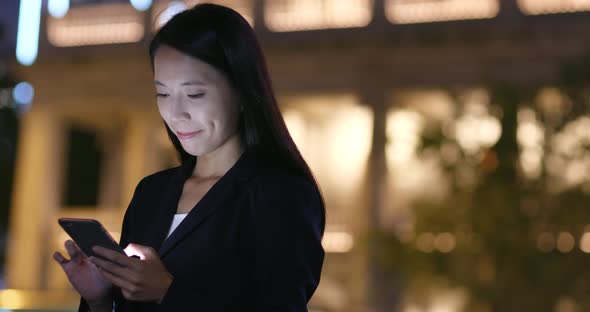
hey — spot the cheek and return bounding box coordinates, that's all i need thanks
[217,96,240,125]
[211,105,239,132]
[197,101,224,123]
[157,102,170,120]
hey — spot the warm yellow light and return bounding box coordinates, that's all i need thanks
[322,231,354,253]
[404,305,423,312]
[434,232,456,253]
[454,115,501,154]
[517,108,545,179]
[520,149,543,179]
[265,0,373,32]
[518,0,590,15]
[281,96,373,193]
[517,118,545,149]
[279,94,372,229]
[325,106,373,191]
[404,288,468,312]
[429,288,469,312]
[0,289,26,309]
[110,231,121,243]
[151,0,257,32]
[556,232,575,253]
[547,115,590,190]
[537,232,554,252]
[448,89,503,154]
[386,109,424,165]
[47,3,144,47]
[0,289,81,309]
[185,0,254,25]
[555,297,580,312]
[393,90,456,123]
[580,232,590,253]
[536,87,571,119]
[283,110,308,156]
[416,232,435,253]
[386,0,500,24]
[385,106,449,203]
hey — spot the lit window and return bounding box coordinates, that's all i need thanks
[152,0,254,32]
[265,0,373,32]
[518,0,590,15]
[385,0,499,24]
[281,94,373,227]
[47,3,144,47]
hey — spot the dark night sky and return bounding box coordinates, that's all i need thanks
[0,1,19,59]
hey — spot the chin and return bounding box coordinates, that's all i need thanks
[181,142,212,157]
[183,147,207,157]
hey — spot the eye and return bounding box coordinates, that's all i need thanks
[188,93,205,99]
[155,93,168,98]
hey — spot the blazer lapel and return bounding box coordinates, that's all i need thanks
[143,158,195,253]
[156,148,259,258]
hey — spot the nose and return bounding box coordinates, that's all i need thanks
[170,96,190,123]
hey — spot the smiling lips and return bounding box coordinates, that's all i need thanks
[176,130,202,139]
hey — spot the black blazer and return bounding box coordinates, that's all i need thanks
[78,148,325,311]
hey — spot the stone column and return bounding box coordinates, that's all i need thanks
[360,87,402,311]
[6,107,64,289]
[120,112,157,217]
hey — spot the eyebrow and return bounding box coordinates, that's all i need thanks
[154,80,207,86]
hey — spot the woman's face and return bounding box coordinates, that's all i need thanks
[153,45,241,157]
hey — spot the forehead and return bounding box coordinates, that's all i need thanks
[153,45,220,84]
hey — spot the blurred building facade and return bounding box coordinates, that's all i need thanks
[3,0,590,311]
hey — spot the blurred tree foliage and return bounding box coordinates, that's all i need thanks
[371,54,590,311]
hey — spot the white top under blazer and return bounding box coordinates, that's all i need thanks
[166,213,188,239]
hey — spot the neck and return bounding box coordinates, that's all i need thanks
[192,133,244,179]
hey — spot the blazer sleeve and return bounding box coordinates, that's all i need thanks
[250,174,325,311]
[77,178,145,312]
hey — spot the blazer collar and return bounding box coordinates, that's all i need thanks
[153,147,260,258]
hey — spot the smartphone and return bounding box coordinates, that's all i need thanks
[58,218,126,259]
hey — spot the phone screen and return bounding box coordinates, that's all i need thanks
[58,218,126,259]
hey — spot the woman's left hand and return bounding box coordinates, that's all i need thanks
[89,244,173,302]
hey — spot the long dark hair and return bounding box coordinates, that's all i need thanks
[148,3,325,235]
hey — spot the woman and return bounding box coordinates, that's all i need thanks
[53,3,326,311]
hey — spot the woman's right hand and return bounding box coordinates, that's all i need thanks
[53,240,113,304]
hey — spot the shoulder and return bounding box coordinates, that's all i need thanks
[251,165,317,199]
[246,164,325,244]
[132,165,182,195]
[248,165,323,220]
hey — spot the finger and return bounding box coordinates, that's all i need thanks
[97,266,138,296]
[89,256,138,283]
[121,288,142,301]
[65,239,82,253]
[93,246,137,269]
[64,240,85,263]
[53,251,68,266]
